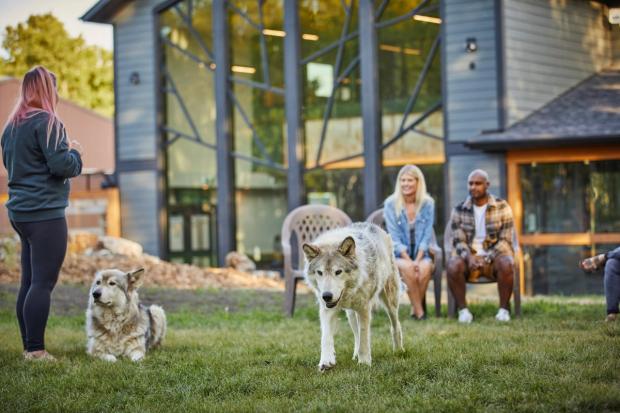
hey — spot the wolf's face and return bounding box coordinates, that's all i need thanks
[303,237,358,308]
[90,268,144,310]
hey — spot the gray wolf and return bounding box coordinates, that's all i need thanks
[86,268,166,362]
[303,222,404,371]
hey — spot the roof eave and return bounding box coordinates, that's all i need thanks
[466,134,620,151]
[81,0,126,24]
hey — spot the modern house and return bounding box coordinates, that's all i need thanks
[83,0,620,295]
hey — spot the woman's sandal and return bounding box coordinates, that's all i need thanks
[24,350,57,362]
[580,254,606,273]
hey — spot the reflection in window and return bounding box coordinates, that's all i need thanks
[169,215,185,252]
[160,0,217,266]
[191,214,210,251]
[520,160,620,234]
[229,0,287,269]
[523,245,606,295]
[301,0,363,216]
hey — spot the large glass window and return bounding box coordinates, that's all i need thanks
[160,0,217,266]
[377,0,444,235]
[300,0,365,220]
[229,1,287,269]
[518,159,620,295]
[521,160,620,234]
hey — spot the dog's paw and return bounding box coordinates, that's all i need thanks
[318,362,336,372]
[101,354,117,363]
[130,352,145,362]
[352,351,359,361]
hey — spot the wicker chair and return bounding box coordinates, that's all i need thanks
[281,204,352,316]
[366,208,443,317]
[444,219,522,317]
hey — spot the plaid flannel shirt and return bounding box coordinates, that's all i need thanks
[450,194,514,259]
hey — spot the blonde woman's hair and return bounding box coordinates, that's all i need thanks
[393,164,431,217]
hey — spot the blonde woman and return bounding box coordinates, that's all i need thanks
[383,165,435,320]
[1,66,83,361]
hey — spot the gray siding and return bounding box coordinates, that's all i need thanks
[119,171,160,255]
[444,0,500,142]
[112,0,165,256]
[113,0,162,161]
[504,0,612,126]
[447,153,505,212]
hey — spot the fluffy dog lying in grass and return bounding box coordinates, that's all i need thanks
[303,222,404,371]
[86,268,166,362]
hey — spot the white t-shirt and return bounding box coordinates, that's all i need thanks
[472,204,488,255]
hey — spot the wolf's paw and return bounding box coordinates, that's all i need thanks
[318,361,336,372]
[101,354,117,363]
[130,352,145,362]
[357,355,372,366]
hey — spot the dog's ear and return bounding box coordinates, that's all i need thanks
[337,236,356,258]
[127,268,145,290]
[302,243,321,260]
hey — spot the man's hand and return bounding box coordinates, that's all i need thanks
[467,255,485,271]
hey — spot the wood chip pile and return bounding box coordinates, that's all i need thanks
[0,233,285,290]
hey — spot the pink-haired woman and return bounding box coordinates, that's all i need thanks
[1,66,83,361]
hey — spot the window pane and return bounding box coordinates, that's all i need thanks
[160,0,217,265]
[520,162,589,234]
[524,245,606,295]
[229,0,287,269]
[591,160,620,233]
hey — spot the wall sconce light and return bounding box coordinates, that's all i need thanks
[465,37,477,53]
[129,71,140,85]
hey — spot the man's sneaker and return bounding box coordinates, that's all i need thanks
[605,313,618,322]
[495,308,511,322]
[458,308,473,324]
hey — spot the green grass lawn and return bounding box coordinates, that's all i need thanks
[0,286,619,412]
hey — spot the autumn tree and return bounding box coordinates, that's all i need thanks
[0,13,113,118]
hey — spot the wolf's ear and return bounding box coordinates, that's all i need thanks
[338,236,356,258]
[303,243,321,260]
[127,268,145,290]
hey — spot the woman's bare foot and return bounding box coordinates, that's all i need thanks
[24,350,57,361]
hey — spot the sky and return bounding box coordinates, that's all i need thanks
[0,0,113,57]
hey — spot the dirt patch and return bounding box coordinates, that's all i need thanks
[0,234,287,290]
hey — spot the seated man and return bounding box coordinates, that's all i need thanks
[447,169,515,323]
[580,246,620,322]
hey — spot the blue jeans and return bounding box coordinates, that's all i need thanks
[605,247,620,315]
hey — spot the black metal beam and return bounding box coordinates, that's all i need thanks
[213,0,236,266]
[284,0,305,210]
[359,0,382,217]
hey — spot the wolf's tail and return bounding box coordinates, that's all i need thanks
[148,305,167,349]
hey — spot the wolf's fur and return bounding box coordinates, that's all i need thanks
[303,222,404,371]
[86,268,167,362]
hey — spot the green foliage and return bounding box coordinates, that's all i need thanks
[0,286,619,412]
[0,13,113,118]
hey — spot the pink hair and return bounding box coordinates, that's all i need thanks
[5,66,65,147]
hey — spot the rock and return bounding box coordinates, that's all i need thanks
[99,236,143,258]
[225,251,257,272]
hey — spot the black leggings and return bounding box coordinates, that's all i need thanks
[11,217,67,352]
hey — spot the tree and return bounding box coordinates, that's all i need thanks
[0,13,114,118]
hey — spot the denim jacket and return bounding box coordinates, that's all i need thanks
[383,194,435,259]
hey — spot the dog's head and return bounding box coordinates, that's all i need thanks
[302,236,358,309]
[89,268,144,309]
